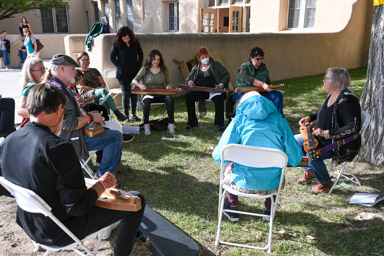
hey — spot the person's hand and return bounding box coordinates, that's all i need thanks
[188,80,195,87]
[262,83,271,92]
[299,116,310,126]
[215,83,224,89]
[138,84,147,91]
[89,111,103,123]
[99,172,117,188]
[313,128,324,137]
[166,85,173,90]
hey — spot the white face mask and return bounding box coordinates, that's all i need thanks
[201,57,209,65]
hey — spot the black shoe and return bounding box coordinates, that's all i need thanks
[223,206,239,222]
[114,110,128,122]
[123,134,134,142]
[131,115,141,122]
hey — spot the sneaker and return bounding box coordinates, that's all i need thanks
[131,115,141,122]
[263,208,271,221]
[144,123,151,136]
[123,134,134,142]
[101,221,121,240]
[168,123,175,135]
[223,206,239,222]
[297,170,316,185]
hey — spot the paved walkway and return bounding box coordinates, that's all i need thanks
[0,59,51,124]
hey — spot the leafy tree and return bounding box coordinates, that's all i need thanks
[360,4,384,166]
[0,0,64,21]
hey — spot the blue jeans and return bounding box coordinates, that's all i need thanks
[2,50,10,67]
[233,90,284,116]
[295,134,333,184]
[84,129,122,176]
[18,50,27,63]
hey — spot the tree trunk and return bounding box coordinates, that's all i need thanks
[360,5,384,166]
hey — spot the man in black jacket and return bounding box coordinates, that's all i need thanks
[0,84,144,255]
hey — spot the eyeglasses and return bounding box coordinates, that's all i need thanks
[31,68,45,72]
[255,57,264,61]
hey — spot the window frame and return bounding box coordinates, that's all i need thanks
[168,2,179,32]
[287,0,316,29]
[40,5,69,33]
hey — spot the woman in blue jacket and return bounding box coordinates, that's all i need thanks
[110,26,143,122]
[212,91,302,222]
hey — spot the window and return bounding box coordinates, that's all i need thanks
[104,2,109,21]
[168,2,179,31]
[127,0,134,30]
[221,0,229,4]
[93,2,99,22]
[115,0,122,30]
[287,0,316,29]
[41,6,69,33]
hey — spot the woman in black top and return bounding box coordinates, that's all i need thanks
[110,26,143,122]
[295,67,361,194]
[19,17,32,38]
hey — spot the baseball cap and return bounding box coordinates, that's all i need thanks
[51,53,80,67]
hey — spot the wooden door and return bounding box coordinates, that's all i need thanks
[229,6,242,32]
[201,8,217,33]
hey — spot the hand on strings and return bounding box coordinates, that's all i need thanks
[188,80,195,87]
[312,128,324,137]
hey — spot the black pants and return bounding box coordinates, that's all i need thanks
[142,95,174,124]
[117,78,137,117]
[57,192,145,256]
[185,91,224,127]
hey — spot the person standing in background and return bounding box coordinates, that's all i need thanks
[19,17,32,38]
[110,26,143,122]
[0,30,11,69]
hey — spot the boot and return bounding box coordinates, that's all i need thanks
[297,170,316,185]
[131,114,141,122]
[168,123,175,135]
[310,180,334,195]
[114,109,128,122]
[144,123,151,136]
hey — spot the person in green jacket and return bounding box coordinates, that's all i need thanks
[233,47,284,116]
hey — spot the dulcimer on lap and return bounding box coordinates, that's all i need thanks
[85,179,142,212]
[234,84,284,93]
[179,84,228,94]
[131,88,181,95]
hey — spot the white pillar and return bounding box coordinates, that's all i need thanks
[120,0,127,27]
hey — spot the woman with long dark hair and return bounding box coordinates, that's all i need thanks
[110,26,143,122]
[131,49,175,135]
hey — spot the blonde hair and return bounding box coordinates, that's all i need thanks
[20,57,44,89]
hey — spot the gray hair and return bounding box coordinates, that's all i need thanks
[327,67,350,91]
[20,57,44,88]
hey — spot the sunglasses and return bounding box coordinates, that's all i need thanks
[255,57,264,61]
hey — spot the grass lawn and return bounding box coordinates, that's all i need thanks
[109,67,384,256]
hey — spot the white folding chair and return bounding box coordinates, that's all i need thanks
[103,68,122,107]
[0,176,109,256]
[80,151,98,180]
[195,99,213,117]
[328,110,371,193]
[215,144,288,254]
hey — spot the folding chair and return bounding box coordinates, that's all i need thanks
[215,144,288,254]
[0,176,109,256]
[103,68,122,107]
[328,110,371,193]
[80,151,98,179]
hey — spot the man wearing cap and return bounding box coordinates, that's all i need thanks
[45,53,122,177]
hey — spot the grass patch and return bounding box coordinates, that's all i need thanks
[108,68,384,255]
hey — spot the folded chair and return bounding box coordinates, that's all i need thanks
[0,176,110,256]
[103,68,122,107]
[328,110,371,193]
[215,144,288,254]
[80,151,98,179]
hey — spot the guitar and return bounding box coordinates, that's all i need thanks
[85,179,142,212]
[234,84,284,93]
[131,88,181,95]
[179,84,228,93]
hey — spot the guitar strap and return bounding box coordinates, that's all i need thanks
[319,133,360,155]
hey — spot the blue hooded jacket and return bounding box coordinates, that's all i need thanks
[212,94,302,191]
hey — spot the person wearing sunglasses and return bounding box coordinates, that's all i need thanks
[232,46,284,117]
